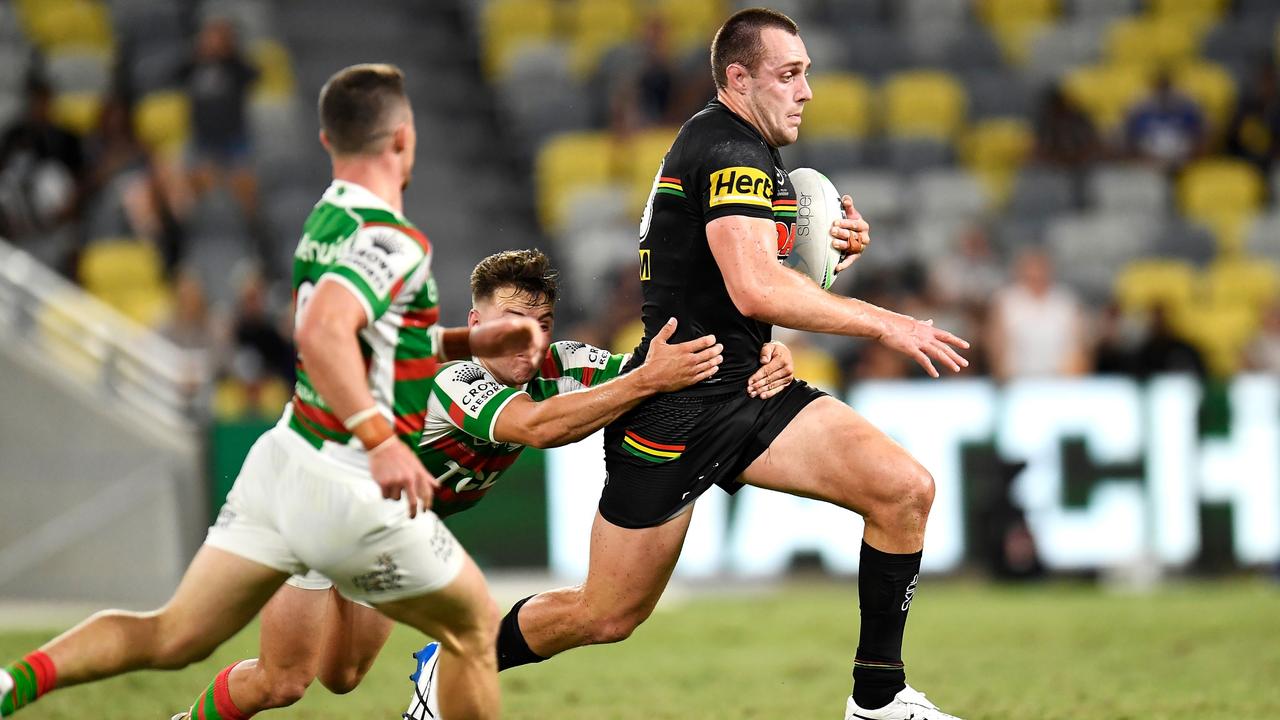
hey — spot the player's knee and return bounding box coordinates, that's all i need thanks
[261,675,312,708]
[317,665,366,695]
[588,606,651,645]
[889,462,935,526]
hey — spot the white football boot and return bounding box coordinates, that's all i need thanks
[845,685,963,720]
[169,713,189,720]
[0,668,12,718]
[403,641,441,719]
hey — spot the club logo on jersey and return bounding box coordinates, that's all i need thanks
[775,221,796,258]
[454,365,487,385]
[639,249,651,280]
[708,166,773,208]
[370,230,402,256]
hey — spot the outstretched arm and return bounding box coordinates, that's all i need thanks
[492,319,723,448]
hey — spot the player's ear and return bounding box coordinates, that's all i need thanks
[318,129,331,153]
[467,307,480,328]
[391,122,408,154]
[726,62,751,93]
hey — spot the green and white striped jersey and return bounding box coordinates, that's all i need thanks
[420,341,629,517]
[285,180,441,455]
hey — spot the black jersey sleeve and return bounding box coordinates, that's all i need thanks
[695,132,779,224]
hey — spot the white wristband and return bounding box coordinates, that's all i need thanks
[366,434,398,457]
[343,406,382,431]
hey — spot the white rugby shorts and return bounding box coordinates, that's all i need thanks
[205,425,465,604]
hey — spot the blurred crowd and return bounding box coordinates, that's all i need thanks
[1,1,296,418]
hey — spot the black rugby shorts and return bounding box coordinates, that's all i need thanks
[599,380,826,529]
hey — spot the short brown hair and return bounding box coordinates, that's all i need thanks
[710,8,799,90]
[471,249,559,306]
[318,63,409,155]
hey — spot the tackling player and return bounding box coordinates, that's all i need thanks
[167,247,756,718]
[410,9,971,720]
[0,64,538,720]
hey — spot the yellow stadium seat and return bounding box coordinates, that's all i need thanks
[19,0,113,51]
[881,70,968,140]
[567,0,639,75]
[1178,158,1265,222]
[959,117,1034,203]
[134,91,191,157]
[1202,257,1280,309]
[1171,302,1258,376]
[978,0,1059,65]
[1146,0,1227,24]
[623,125,679,208]
[803,73,873,140]
[250,39,296,101]
[1115,259,1197,313]
[79,239,165,295]
[1062,64,1151,134]
[536,131,617,231]
[111,285,173,328]
[51,92,102,136]
[1105,17,1200,71]
[482,0,556,78]
[1174,62,1237,136]
[654,0,726,53]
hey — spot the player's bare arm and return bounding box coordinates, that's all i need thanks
[707,214,969,378]
[296,277,437,516]
[492,318,724,448]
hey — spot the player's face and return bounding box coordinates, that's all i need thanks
[470,288,554,386]
[746,28,812,147]
[399,107,417,190]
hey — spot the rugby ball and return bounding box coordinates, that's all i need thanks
[784,168,844,290]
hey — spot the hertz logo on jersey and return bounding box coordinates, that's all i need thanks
[708,166,773,208]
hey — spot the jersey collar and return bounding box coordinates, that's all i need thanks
[322,179,405,220]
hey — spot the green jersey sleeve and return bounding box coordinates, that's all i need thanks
[426,361,525,442]
[323,223,428,322]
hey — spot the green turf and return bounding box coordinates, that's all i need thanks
[1,580,1277,719]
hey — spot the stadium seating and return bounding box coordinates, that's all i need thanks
[1115,258,1198,313]
[959,117,1035,201]
[1177,158,1266,226]
[50,91,102,135]
[803,73,874,140]
[78,239,172,326]
[1086,164,1168,214]
[536,131,616,232]
[1062,63,1151,134]
[17,0,114,52]
[1173,61,1237,137]
[1104,17,1200,71]
[881,70,968,140]
[480,0,556,78]
[133,91,191,157]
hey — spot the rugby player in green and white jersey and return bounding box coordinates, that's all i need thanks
[403,248,796,719]
[1,64,545,720]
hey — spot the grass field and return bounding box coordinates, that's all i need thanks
[1,579,1277,719]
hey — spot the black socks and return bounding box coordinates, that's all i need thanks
[496,595,547,671]
[852,541,922,710]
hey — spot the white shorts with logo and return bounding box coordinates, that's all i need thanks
[205,425,465,604]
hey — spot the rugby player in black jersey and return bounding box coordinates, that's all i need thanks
[407,8,970,720]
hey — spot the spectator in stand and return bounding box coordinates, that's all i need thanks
[1244,301,1280,374]
[82,94,191,273]
[183,17,260,223]
[229,264,294,386]
[1132,304,1206,379]
[1091,302,1143,376]
[1124,71,1206,171]
[161,269,224,394]
[0,76,86,273]
[1225,60,1280,172]
[987,248,1090,381]
[1033,83,1104,169]
[635,16,678,127]
[926,224,1004,313]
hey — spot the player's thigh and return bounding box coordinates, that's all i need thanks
[256,580,334,679]
[156,546,289,657]
[373,553,497,653]
[740,395,930,514]
[582,508,693,619]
